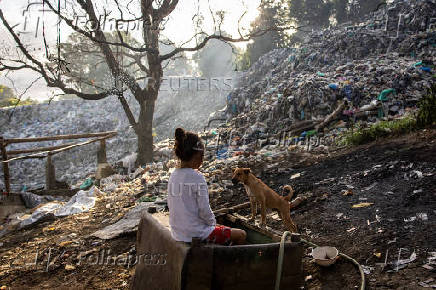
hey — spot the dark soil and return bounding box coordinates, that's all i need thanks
[1,129,435,289]
[257,128,436,289]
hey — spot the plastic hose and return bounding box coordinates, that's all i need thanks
[274,231,292,290]
[274,232,366,290]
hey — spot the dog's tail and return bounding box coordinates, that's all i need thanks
[282,185,294,202]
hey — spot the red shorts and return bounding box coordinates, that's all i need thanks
[206,225,231,245]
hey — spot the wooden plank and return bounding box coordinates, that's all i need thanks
[3,134,116,163]
[213,202,250,214]
[7,141,76,155]
[4,131,117,145]
[226,213,282,242]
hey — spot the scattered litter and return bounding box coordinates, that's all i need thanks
[417,213,428,221]
[16,187,99,229]
[390,251,417,271]
[55,187,97,217]
[342,189,353,196]
[363,183,377,191]
[411,170,423,179]
[290,173,301,180]
[59,241,73,247]
[19,202,63,229]
[404,213,428,222]
[422,264,434,270]
[362,265,375,275]
[79,178,94,190]
[418,278,436,288]
[388,237,397,244]
[65,264,76,271]
[352,202,373,208]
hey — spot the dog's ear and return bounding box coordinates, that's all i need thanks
[283,186,290,194]
[243,168,251,174]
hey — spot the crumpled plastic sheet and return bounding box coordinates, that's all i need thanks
[18,186,99,228]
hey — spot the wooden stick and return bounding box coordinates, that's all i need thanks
[316,101,345,131]
[213,202,251,214]
[4,131,117,145]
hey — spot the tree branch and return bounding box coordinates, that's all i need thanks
[0,9,110,101]
[159,24,303,61]
[41,0,157,54]
[74,0,145,100]
[155,0,179,20]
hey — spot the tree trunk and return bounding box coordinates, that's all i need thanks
[136,95,157,165]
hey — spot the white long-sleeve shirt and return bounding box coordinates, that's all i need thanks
[167,168,216,242]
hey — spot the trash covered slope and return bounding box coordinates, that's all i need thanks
[0,88,226,191]
[226,0,435,130]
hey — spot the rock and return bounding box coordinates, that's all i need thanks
[91,202,154,240]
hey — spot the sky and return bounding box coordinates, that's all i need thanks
[0,0,261,100]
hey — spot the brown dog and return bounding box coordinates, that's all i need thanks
[232,168,298,232]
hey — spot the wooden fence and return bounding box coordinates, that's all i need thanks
[0,131,117,194]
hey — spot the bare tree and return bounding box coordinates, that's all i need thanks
[0,0,297,165]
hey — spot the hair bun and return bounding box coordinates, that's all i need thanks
[175,128,186,141]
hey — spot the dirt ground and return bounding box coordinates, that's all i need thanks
[0,129,435,289]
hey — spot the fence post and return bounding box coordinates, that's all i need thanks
[96,139,114,180]
[0,136,11,194]
[97,140,107,164]
[45,153,56,190]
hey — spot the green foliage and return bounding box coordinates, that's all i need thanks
[0,84,36,108]
[0,97,36,108]
[234,47,251,72]
[0,84,15,100]
[287,0,386,32]
[245,0,289,65]
[341,117,418,146]
[289,0,333,28]
[417,83,436,128]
